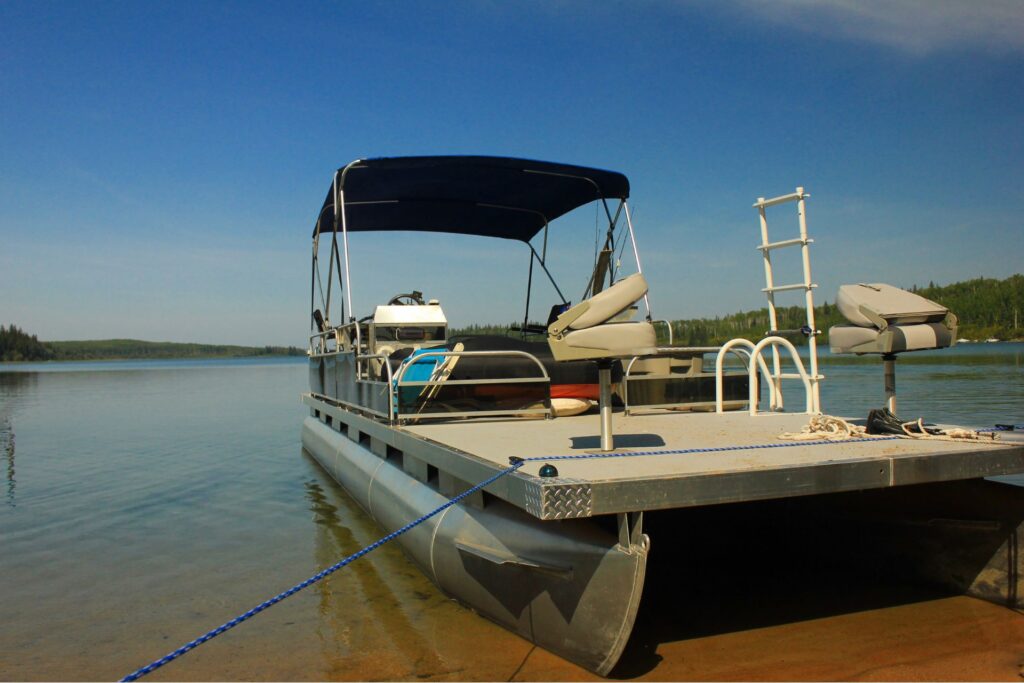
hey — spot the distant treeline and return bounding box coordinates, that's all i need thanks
[450,274,1024,345]
[48,339,306,361]
[662,274,1023,346]
[0,325,55,361]
[0,326,304,362]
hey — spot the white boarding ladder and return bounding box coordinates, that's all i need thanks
[747,187,822,413]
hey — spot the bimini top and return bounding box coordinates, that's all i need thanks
[313,156,630,243]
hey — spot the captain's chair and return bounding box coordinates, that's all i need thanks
[547,273,657,451]
[829,283,957,413]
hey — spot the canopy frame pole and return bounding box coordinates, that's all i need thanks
[339,188,353,323]
[606,199,623,285]
[310,231,319,335]
[583,200,623,300]
[523,248,536,333]
[522,223,554,332]
[600,196,615,229]
[622,201,652,320]
[527,242,566,305]
[325,230,337,328]
[324,173,339,327]
[313,254,327,313]
[333,237,345,323]
[337,161,362,324]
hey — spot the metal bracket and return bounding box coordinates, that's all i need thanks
[618,510,644,548]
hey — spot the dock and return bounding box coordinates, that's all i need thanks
[304,396,1024,519]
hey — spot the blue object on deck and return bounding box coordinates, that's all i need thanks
[402,348,443,381]
[395,348,444,409]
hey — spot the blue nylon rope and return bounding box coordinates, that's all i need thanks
[514,436,899,464]
[118,462,522,682]
[117,432,910,681]
[979,424,1024,432]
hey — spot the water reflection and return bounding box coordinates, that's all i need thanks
[2,418,13,507]
[0,371,35,508]
[302,459,456,679]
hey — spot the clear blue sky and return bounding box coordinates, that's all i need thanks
[2,1,1021,346]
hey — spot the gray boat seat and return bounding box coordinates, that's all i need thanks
[547,273,657,362]
[548,272,657,450]
[828,283,957,413]
[829,321,955,355]
[829,283,957,355]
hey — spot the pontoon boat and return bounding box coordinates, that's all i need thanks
[301,156,1024,675]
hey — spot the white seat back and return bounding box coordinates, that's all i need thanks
[837,283,948,329]
[555,273,649,333]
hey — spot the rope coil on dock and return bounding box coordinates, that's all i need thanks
[777,415,1003,443]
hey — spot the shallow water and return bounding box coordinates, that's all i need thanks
[0,346,1022,681]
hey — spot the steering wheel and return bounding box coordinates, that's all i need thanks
[387,291,425,306]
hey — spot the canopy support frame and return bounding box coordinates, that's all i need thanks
[309,157,637,351]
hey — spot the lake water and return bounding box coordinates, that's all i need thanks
[1,345,1023,681]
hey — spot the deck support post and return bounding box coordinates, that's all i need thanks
[883,353,897,413]
[618,510,644,548]
[598,361,614,451]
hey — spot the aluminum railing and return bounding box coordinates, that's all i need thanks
[391,349,552,422]
[622,346,754,414]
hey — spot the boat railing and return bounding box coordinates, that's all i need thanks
[309,320,365,358]
[623,345,746,414]
[306,344,396,421]
[309,330,334,356]
[353,351,395,420]
[392,349,552,423]
[355,352,393,381]
[712,340,777,413]
[715,336,818,415]
[651,320,674,345]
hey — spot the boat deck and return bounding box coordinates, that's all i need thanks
[404,410,1024,519]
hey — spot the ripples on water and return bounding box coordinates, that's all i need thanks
[0,345,1021,680]
[818,345,1024,430]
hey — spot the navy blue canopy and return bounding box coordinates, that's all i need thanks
[313,156,630,243]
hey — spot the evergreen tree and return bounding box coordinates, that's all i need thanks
[0,324,55,361]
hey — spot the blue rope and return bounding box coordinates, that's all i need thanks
[118,432,907,681]
[513,436,899,464]
[119,462,522,682]
[979,424,1024,432]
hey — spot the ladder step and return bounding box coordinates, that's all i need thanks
[762,283,817,293]
[756,237,813,251]
[772,373,825,381]
[753,190,808,209]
